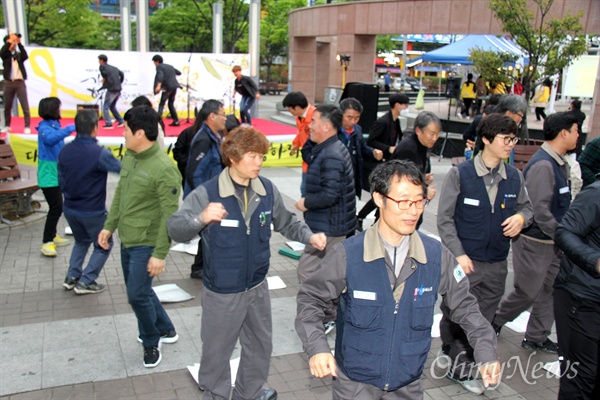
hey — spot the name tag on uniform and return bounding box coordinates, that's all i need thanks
[354,290,377,301]
[463,198,480,206]
[220,219,239,228]
[559,186,570,194]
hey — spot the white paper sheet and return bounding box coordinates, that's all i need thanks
[505,311,530,333]
[267,276,287,290]
[153,284,195,303]
[286,241,306,252]
[188,357,241,386]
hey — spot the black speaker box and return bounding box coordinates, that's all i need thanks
[340,82,380,133]
[445,77,462,99]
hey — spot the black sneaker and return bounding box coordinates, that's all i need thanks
[169,121,180,127]
[138,329,179,344]
[102,124,114,130]
[62,276,79,290]
[255,388,277,400]
[116,122,125,128]
[74,281,106,295]
[143,346,162,368]
[356,217,364,232]
[445,372,485,395]
[522,338,558,353]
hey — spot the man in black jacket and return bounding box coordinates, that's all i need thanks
[554,177,600,399]
[1,33,30,134]
[392,111,441,202]
[357,93,409,229]
[98,54,125,129]
[152,54,182,126]
[232,65,260,125]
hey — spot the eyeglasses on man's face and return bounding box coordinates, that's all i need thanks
[496,135,519,145]
[381,194,430,210]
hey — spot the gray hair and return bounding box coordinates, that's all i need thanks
[414,111,442,131]
[497,94,527,115]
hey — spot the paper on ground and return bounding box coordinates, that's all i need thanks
[505,311,530,333]
[153,283,195,303]
[170,237,200,255]
[65,226,73,235]
[188,358,241,386]
[543,360,560,377]
[286,241,305,252]
[267,276,286,290]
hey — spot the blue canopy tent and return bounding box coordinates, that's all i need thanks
[413,35,528,66]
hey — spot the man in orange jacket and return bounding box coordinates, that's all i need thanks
[283,91,316,196]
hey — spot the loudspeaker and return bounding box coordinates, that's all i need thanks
[340,82,379,133]
[445,77,462,99]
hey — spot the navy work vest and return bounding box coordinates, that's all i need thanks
[454,159,521,262]
[522,149,570,240]
[60,137,107,214]
[334,232,441,391]
[201,176,274,294]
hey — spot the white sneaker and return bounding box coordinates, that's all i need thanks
[0,126,10,133]
[324,321,336,335]
[23,127,31,134]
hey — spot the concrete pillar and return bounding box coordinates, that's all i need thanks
[120,0,131,52]
[213,1,223,54]
[290,37,318,102]
[249,0,261,116]
[587,56,600,143]
[136,0,149,52]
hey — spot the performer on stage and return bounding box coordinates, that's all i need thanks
[232,65,260,125]
[1,33,31,134]
[152,54,182,127]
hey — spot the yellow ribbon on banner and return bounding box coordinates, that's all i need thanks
[29,48,94,101]
[9,134,301,168]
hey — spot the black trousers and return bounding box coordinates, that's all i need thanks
[554,288,600,400]
[158,89,178,123]
[41,187,63,243]
[535,107,546,121]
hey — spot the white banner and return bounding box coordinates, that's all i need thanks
[23,47,250,118]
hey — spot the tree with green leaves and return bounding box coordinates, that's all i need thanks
[481,0,587,103]
[149,0,249,53]
[259,0,305,82]
[24,0,120,49]
[469,48,518,90]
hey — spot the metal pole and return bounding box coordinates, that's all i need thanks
[15,1,28,45]
[136,0,149,52]
[120,0,131,52]
[213,1,223,54]
[249,0,261,119]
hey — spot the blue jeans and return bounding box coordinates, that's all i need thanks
[63,210,112,285]
[239,96,255,125]
[120,245,175,347]
[103,90,124,126]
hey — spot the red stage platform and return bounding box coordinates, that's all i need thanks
[4,117,297,138]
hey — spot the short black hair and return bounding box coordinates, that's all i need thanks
[152,54,163,63]
[38,97,62,120]
[98,54,108,63]
[199,99,223,120]
[124,106,159,141]
[315,104,342,131]
[339,98,363,114]
[389,93,409,108]
[475,113,518,149]
[370,160,426,197]
[282,92,308,109]
[543,112,578,141]
[75,110,98,136]
[131,96,152,108]
[571,99,582,110]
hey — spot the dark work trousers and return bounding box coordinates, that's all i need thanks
[535,107,547,121]
[554,288,600,400]
[333,368,423,400]
[157,89,179,123]
[198,281,272,400]
[192,239,203,273]
[440,259,508,379]
[494,235,562,342]
[41,186,64,243]
[3,79,31,128]
[461,98,474,117]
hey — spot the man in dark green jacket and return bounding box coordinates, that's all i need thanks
[98,106,182,369]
